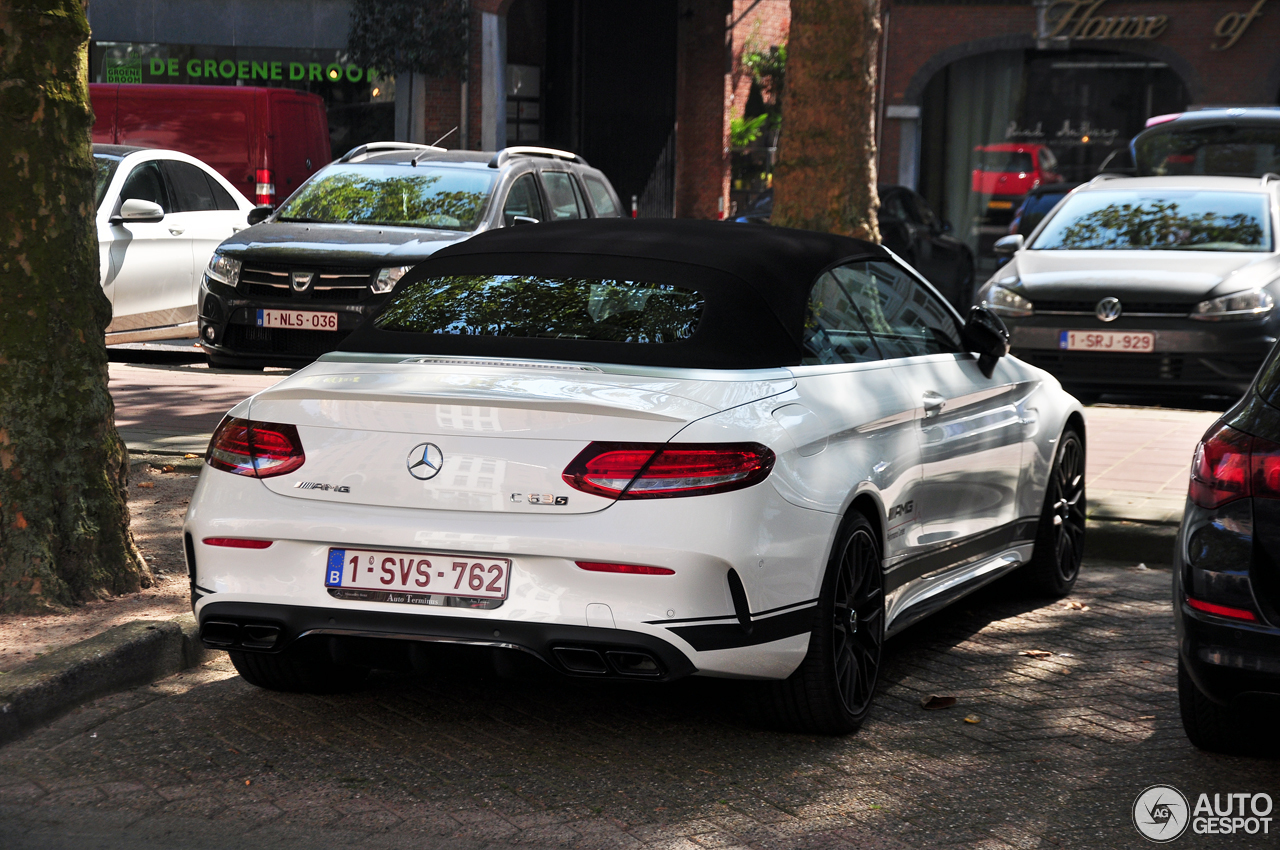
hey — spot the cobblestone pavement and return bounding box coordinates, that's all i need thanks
[4,561,1277,849]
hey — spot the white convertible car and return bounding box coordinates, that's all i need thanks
[185,219,1086,734]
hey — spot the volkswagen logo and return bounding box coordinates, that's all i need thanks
[291,271,315,292]
[1096,296,1123,322]
[406,442,444,480]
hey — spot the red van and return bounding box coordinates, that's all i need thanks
[90,84,331,207]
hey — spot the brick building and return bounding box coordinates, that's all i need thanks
[86,0,793,221]
[880,0,1280,252]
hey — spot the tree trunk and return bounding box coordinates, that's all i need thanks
[0,0,148,612]
[771,0,882,242]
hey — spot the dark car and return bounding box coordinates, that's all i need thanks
[1132,107,1280,178]
[976,174,1280,402]
[199,143,623,368]
[877,185,974,309]
[1176,342,1280,752]
[1007,182,1080,238]
[732,186,975,309]
[997,183,1081,269]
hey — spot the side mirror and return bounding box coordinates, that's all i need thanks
[963,305,1011,379]
[506,214,540,227]
[993,234,1024,256]
[247,205,273,226]
[111,198,165,224]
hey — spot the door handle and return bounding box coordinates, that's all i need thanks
[168,227,185,235]
[922,391,946,419]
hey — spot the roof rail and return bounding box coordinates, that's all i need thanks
[1087,173,1127,186]
[339,142,446,163]
[488,146,587,169]
[1262,172,1280,185]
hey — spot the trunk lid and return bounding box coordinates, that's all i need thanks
[247,357,794,514]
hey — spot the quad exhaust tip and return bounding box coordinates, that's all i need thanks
[552,645,663,677]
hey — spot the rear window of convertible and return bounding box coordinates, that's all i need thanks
[373,274,704,343]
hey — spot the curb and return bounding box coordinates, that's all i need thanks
[1085,518,1179,566]
[0,613,208,746]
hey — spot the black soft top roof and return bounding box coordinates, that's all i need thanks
[340,218,886,369]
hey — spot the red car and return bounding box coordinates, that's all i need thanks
[971,143,1062,215]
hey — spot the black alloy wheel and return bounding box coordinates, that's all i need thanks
[763,512,885,734]
[830,520,885,719]
[1025,428,1086,596]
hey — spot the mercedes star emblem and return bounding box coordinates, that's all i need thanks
[1095,296,1122,323]
[406,442,444,480]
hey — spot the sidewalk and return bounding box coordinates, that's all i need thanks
[1082,404,1218,525]
[109,363,1220,526]
[110,362,287,455]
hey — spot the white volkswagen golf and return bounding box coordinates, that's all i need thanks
[185,219,1086,734]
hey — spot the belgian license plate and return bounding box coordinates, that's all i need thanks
[257,309,338,331]
[1059,330,1155,353]
[324,547,510,601]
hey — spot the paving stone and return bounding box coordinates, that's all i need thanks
[5,563,1280,849]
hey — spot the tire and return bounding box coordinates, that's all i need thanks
[1178,658,1245,754]
[763,512,885,735]
[229,641,368,694]
[1024,428,1086,597]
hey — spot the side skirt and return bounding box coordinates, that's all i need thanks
[884,518,1039,638]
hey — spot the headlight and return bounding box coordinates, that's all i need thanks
[206,253,242,287]
[983,285,1034,318]
[372,265,412,294]
[1191,288,1274,321]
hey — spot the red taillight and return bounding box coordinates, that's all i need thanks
[207,416,305,478]
[1189,423,1280,508]
[576,561,675,575]
[255,169,275,206]
[562,442,775,499]
[203,537,274,549]
[1186,596,1258,622]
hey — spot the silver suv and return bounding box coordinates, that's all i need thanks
[198,144,623,369]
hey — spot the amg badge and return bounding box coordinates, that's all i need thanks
[295,482,352,493]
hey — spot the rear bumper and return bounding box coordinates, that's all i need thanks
[184,467,832,680]
[1177,601,1280,704]
[199,600,697,681]
[1174,523,1280,704]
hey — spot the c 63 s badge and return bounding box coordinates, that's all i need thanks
[511,493,569,506]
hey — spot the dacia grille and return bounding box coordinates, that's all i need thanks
[238,262,375,303]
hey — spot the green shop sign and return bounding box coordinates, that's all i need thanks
[146,58,377,83]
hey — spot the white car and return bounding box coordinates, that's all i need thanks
[94,145,258,344]
[185,219,1086,734]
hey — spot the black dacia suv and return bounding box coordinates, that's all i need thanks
[198,143,623,368]
[1177,338,1280,752]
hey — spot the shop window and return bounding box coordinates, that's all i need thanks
[506,64,543,143]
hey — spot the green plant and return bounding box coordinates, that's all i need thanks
[731,114,770,149]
